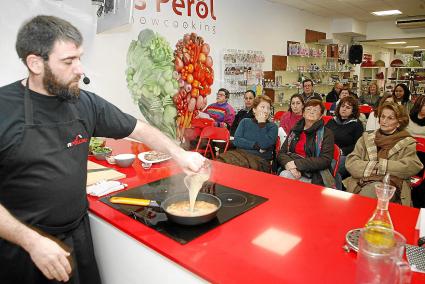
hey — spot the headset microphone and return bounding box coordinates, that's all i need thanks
[82,74,90,85]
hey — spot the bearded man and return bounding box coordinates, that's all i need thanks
[0,15,206,284]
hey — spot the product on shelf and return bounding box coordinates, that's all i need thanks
[222,49,264,111]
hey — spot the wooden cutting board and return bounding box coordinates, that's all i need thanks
[87,161,126,186]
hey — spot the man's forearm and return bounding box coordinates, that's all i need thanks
[128,120,185,158]
[0,204,40,252]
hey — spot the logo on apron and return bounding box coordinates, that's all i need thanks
[67,134,88,148]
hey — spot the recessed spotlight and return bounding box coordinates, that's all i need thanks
[405,46,420,48]
[386,41,407,45]
[372,10,402,16]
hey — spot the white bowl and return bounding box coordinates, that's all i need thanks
[114,154,135,168]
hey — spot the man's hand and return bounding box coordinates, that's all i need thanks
[25,234,72,282]
[0,204,72,282]
[174,150,207,175]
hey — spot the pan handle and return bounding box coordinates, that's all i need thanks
[110,197,151,206]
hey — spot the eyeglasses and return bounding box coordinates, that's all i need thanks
[217,93,226,97]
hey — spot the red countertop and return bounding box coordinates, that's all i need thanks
[89,139,425,283]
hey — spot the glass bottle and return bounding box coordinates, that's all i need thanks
[365,174,395,229]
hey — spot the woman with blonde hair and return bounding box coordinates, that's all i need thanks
[344,102,423,206]
[359,82,380,108]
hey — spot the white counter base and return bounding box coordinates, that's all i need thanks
[89,214,208,284]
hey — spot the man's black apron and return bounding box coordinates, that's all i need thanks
[0,81,101,284]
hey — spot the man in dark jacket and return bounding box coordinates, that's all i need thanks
[326,82,343,103]
[301,79,322,102]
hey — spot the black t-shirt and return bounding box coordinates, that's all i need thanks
[0,80,137,163]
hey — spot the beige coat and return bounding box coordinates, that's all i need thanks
[343,131,423,206]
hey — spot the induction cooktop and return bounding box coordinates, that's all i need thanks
[101,173,267,244]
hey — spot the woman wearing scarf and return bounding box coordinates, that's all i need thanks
[407,95,425,138]
[326,96,363,179]
[278,99,335,187]
[279,94,304,135]
[344,102,423,206]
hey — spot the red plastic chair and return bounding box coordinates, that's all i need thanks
[324,102,333,111]
[182,118,215,142]
[359,105,373,114]
[190,118,215,128]
[411,136,425,187]
[322,115,333,124]
[273,111,285,122]
[195,126,230,159]
[333,144,342,177]
[271,136,281,174]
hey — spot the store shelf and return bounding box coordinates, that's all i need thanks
[359,66,424,95]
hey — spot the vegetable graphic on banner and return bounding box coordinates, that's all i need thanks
[173,32,214,133]
[126,29,179,139]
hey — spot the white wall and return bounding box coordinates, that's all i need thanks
[0,0,333,119]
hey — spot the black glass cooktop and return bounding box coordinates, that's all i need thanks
[101,173,267,244]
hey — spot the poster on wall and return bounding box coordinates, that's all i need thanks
[125,0,218,139]
[126,29,214,139]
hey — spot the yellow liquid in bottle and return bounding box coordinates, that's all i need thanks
[365,220,392,229]
[364,226,396,249]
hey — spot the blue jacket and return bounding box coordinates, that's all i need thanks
[233,118,278,160]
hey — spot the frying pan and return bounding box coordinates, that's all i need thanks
[110,192,221,226]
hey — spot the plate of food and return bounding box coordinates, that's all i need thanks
[137,150,172,164]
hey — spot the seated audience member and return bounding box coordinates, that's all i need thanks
[218,95,278,172]
[326,82,343,103]
[204,88,235,129]
[359,82,380,108]
[279,94,304,141]
[326,96,364,178]
[409,94,425,208]
[407,95,425,138]
[344,102,423,206]
[329,88,351,115]
[393,83,413,113]
[365,94,395,131]
[230,90,255,135]
[300,79,322,102]
[278,100,335,187]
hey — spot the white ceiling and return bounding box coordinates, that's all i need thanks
[268,0,425,22]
